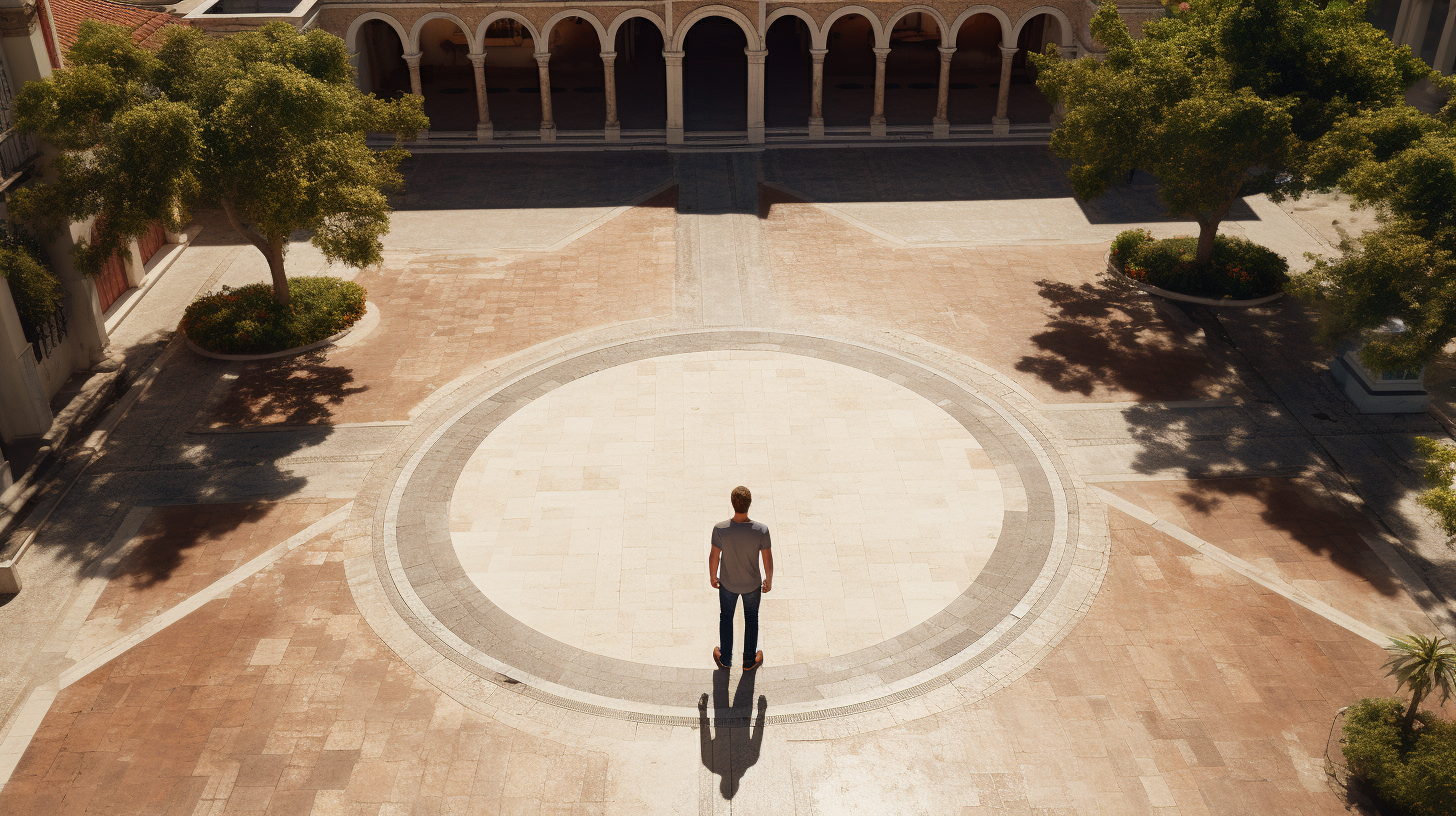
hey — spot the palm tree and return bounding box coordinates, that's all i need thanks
[1384,634,1456,733]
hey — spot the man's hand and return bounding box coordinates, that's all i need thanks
[709,545,721,590]
[761,577,772,593]
[711,575,720,589]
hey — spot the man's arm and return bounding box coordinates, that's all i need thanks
[761,548,773,593]
[709,546,721,589]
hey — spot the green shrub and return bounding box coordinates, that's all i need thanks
[0,244,64,326]
[1343,697,1456,815]
[1110,230,1289,300]
[181,276,366,355]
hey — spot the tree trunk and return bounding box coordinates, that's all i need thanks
[1194,190,1240,268]
[264,238,289,306]
[1195,217,1219,267]
[219,197,290,306]
[1403,687,1428,733]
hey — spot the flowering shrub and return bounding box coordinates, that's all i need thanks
[181,276,366,355]
[1109,229,1288,300]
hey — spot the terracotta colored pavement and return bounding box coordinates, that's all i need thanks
[75,501,347,654]
[207,191,678,428]
[760,187,1244,405]
[0,489,1439,814]
[1098,478,1443,641]
[0,522,614,816]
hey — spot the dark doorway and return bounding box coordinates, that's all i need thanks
[822,14,875,126]
[356,20,408,99]
[948,14,1002,124]
[764,16,811,128]
[614,17,667,130]
[546,17,606,131]
[683,16,748,132]
[885,13,941,126]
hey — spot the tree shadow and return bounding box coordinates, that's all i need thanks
[6,344,330,585]
[208,351,367,427]
[1015,278,1226,401]
[699,668,766,801]
[110,502,278,590]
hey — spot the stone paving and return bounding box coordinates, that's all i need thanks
[0,147,1454,814]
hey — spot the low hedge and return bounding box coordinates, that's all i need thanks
[1109,228,1289,300]
[1342,697,1456,815]
[181,276,366,355]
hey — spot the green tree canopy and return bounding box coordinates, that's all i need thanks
[13,21,426,305]
[1291,102,1456,370]
[1032,0,1429,266]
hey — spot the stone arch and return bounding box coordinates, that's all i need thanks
[605,8,668,45]
[671,4,761,51]
[475,11,542,52]
[541,10,610,53]
[766,7,821,46]
[409,11,474,53]
[884,5,951,47]
[819,5,884,50]
[346,11,410,56]
[1012,6,1075,47]
[950,6,1014,47]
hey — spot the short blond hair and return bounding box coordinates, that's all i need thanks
[730,486,752,513]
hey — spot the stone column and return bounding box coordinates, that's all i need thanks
[1394,0,1428,45]
[746,47,768,144]
[469,53,492,141]
[404,52,426,140]
[809,47,827,139]
[933,45,955,138]
[870,46,890,138]
[993,44,1016,136]
[535,52,556,141]
[665,49,685,144]
[404,51,423,96]
[1432,0,1456,74]
[601,50,620,140]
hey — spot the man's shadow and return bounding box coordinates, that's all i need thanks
[698,668,767,800]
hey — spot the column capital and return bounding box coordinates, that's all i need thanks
[599,50,617,63]
[534,51,552,66]
[744,47,768,62]
[809,47,829,58]
[468,53,486,68]
[939,45,957,59]
[999,45,1019,58]
[662,49,685,65]
[403,52,423,67]
[0,2,37,37]
[1059,45,1079,59]
[872,46,892,57]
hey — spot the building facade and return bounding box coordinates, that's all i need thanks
[291,0,1133,143]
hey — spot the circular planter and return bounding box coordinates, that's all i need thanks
[1105,252,1285,308]
[184,301,378,361]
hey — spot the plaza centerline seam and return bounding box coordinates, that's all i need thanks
[1092,486,1391,646]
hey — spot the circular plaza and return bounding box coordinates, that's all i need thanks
[349,329,1106,724]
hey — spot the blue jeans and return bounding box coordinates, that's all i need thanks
[719,587,761,667]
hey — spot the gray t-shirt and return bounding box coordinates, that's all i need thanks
[712,519,771,594]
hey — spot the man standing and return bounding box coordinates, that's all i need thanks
[709,486,773,671]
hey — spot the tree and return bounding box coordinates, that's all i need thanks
[1032,0,1429,267]
[1291,103,1456,371]
[1384,634,1456,734]
[12,21,426,306]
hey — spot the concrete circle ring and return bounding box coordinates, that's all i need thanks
[346,330,1106,726]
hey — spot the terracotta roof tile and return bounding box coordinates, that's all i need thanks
[50,0,189,57]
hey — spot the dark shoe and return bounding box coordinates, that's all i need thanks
[713,647,727,670]
[743,651,763,671]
